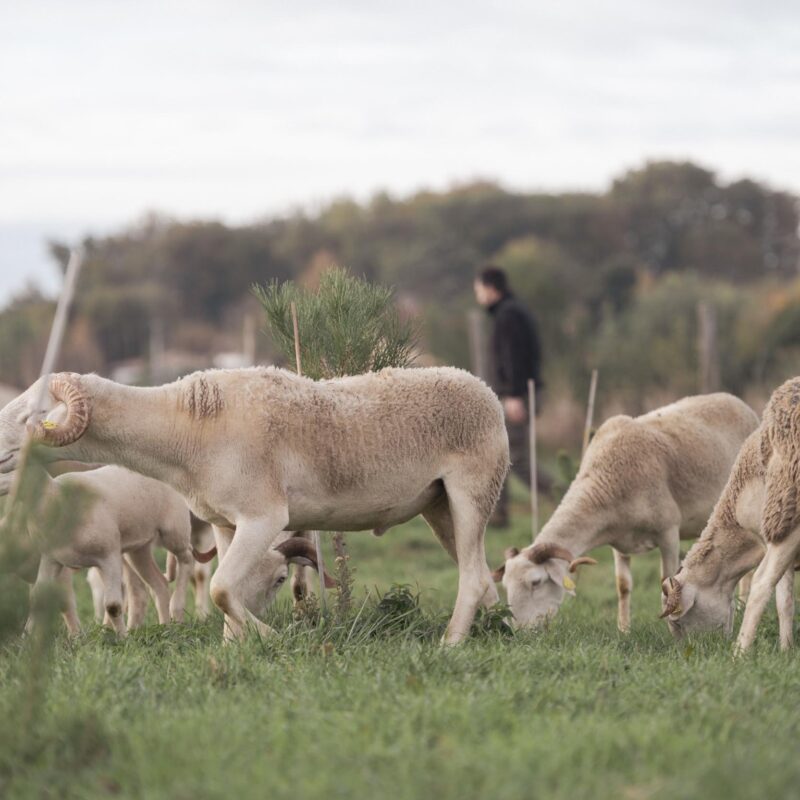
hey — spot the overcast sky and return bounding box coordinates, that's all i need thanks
[1,0,799,302]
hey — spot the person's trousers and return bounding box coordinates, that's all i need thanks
[493,419,531,523]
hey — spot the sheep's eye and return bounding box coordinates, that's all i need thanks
[276,575,287,585]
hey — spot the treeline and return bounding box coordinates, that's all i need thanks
[2,160,799,404]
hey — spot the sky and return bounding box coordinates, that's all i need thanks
[1,0,799,303]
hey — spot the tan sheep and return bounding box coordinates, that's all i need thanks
[734,377,800,652]
[659,427,800,648]
[0,366,509,644]
[492,393,758,631]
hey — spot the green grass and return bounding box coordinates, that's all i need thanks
[1,481,799,800]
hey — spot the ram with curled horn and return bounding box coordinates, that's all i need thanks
[492,392,758,632]
[0,365,510,645]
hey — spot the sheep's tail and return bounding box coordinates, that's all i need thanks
[164,552,177,582]
[193,546,217,563]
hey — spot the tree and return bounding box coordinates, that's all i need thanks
[254,267,418,615]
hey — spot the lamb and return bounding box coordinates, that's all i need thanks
[491,393,758,631]
[661,426,797,648]
[0,366,509,644]
[0,464,199,635]
[730,377,800,653]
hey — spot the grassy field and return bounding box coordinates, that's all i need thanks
[1,482,799,800]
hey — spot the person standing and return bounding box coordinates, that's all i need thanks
[474,265,544,527]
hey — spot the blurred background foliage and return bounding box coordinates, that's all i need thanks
[1,160,799,424]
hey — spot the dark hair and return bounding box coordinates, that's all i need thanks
[476,265,509,294]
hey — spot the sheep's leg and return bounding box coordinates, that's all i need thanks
[736,529,800,654]
[658,526,681,612]
[613,549,633,634]
[168,547,193,622]
[423,494,495,611]
[58,568,81,636]
[439,483,496,645]
[26,557,78,635]
[125,546,171,625]
[96,556,127,636]
[123,558,150,629]
[193,561,212,619]
[210,512,288,641]
[25,556,63,635]
[212,525,237,637]
[738,570,753,603]
[775,567,795,651]
[86,567,105,622]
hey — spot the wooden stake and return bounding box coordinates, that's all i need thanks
[5,248,85,514]
[290,302,327,613]
[528,379,538,542]
[582,369,599,463]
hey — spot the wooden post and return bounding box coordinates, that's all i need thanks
[528,379,538,542]
[290,302,327,613]
[5,249,85,513]
[467,310,489,380]
[582,369,599,463]
[697,302,720,393]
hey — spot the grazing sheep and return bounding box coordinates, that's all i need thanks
[0,464,198,636]
[492,394,758,631]
[659,427,796,644]
[0,367,509,644]
[734,378,800,653]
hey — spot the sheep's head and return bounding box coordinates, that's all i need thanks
[661,572,733,638]
[237,534,337,615]
[0,374,92,474]
[492,543,597,628]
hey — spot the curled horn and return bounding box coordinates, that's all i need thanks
[273,537,336,588]
[660,577,683,618]
[31,374,91,447]
[527,543,575,564]
[193,547,217,564]
[568,556,598,573]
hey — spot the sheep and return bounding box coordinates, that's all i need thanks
[661,425,798,648]
[731,377,800,653]
[0,367,509,644]
[491,393,759,631]
[0,464,199,636]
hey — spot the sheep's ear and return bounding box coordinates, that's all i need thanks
[543,558,566,587]
[289,556,315,569]
[491,564,505,582]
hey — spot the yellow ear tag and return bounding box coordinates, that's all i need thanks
[563,576,576,591]
[41,420,59,430]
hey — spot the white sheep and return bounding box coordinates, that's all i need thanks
[492,393,758,631]
[0,367,509,644]
[0,464,199,636]
[661,426,797,648]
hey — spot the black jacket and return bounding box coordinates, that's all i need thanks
[486,294,543,398]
